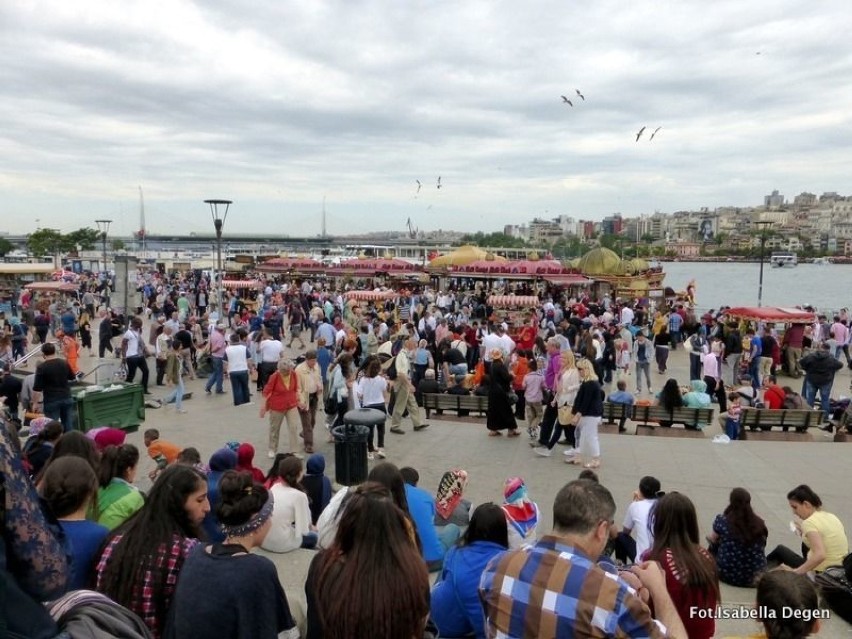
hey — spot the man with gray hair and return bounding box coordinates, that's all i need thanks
[387,335,429,435]
[480,479,687,638]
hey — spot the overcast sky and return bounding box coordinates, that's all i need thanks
[1,1,851,238]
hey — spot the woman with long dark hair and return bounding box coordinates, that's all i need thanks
[305,482,430,639]
[430,503,508,639]
[22,418,63,479]
[647,492,719,639]
[94,464,210,638]
[655,377,684,428]
[165,470,299,639]
[766,484,848,575]
[707,487,767,586]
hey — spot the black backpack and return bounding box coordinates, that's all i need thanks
[815,553,852,623]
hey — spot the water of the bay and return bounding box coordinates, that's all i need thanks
[660,262,852,314]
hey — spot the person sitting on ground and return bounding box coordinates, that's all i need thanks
[480,479,689,639]
[782,386,806,409]
[94,464,210,639]
[434,469,471,527]
[41,456,110,591]
[262,455,318,552]
[235,442,265,483]
[645,492,720,639]
[766,484,848,575]
[607,379,635,433]
[202,447,237,543]
[707,487,768,587]
[655,378,685,428]
[747,570,823,639]
[431,503,509,639]
[164,470,299,639]
[96,443,144,531]
[143,428,181,481]
[176,447,208,473]
[302,453,333,526]
[22,418,63,479]
[500,476,540,550]
[400,466,461,572]
[613,475,662,565]
[305,482,430,639]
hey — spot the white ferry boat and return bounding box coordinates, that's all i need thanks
[769,252,798,268]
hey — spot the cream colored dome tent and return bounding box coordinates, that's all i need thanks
[429,245,508,268]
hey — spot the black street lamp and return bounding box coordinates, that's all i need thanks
[95,219,112,276]
[204,199,232,319]
[754,220,774,307]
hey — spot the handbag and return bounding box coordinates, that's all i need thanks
[557,405,574,425]
[507,391,518,405]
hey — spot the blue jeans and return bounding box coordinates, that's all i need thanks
[301,532,318,549]
[804,380,832,420]
[162,375,185,410]
[230,370,250,406]
[44,397,75,432]
[426,523,462,572]
[205,357,224,393]
[725,417,740,441]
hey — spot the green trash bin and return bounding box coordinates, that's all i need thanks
[73,382,146,433]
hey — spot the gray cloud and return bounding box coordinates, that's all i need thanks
[1,0,851,237]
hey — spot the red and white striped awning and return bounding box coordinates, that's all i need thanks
[344,290,394,301]
[487,295,540,308]
[221,279,263,289]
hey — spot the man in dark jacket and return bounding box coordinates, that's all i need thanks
[800,343,843,421]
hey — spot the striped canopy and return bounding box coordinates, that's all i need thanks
[487,295,540,308]
[344,290,394,301]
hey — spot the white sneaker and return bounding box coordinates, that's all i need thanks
[367,452,375,460]
[563,448,578,456]
[176,408,187,414]
[533,447,551,457]
[376,449,387,459]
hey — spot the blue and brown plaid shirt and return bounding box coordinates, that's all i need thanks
[479,535,667,638]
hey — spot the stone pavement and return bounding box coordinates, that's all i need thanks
[55,333,852,636]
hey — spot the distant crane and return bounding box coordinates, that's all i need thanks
[406,217,418,239]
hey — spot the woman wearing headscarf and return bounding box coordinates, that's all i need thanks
[486,349,519,437]
[500,476,539,550]
[201,447,237,543]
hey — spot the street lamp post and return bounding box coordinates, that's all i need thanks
[95,219,112,276]
[754,220,774,307]
[204,199,232,320]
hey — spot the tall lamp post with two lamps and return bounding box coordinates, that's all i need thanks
[204,199,232,320]
[754,220,774,307]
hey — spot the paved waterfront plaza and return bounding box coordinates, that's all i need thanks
[43,319,849,637]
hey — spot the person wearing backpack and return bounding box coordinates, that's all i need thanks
[386,335,430,435]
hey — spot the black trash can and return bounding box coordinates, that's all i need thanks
[332,408,386,486]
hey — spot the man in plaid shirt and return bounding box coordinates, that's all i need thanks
[480,479,688,638]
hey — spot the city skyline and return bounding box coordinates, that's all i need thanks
[2,1,851,237]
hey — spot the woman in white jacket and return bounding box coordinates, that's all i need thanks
[261,456,317,553]
[533,350,580,458]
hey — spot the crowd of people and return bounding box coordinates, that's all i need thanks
[2,271,852,637]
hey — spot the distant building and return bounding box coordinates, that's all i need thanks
[764,190,785,209]
[665,241,702,257]
[601,215,623,236]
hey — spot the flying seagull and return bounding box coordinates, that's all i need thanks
[575,89,584,101]
[635,126,646,142]
[649,126,662,141]
[560,95,573,107]
[415,180,421,194]
[436,176,442,189]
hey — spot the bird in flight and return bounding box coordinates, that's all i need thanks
[560,95,573,107]
[635,126,646,142]
[436,176,442,189]
[415,180,421,194]
[575,89,585,101]
[649,127,662,141]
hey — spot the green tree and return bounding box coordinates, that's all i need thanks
[0,238,13,257]
[27,228,66,257]
[111,238,126,251]
[65,227,101,251]
[458,232,528,249]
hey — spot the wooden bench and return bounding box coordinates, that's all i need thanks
[602,402,631,426]
[631,405,715,438]
[740,408,823,432]
[422,393,489,419]
[834,407,852,442]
